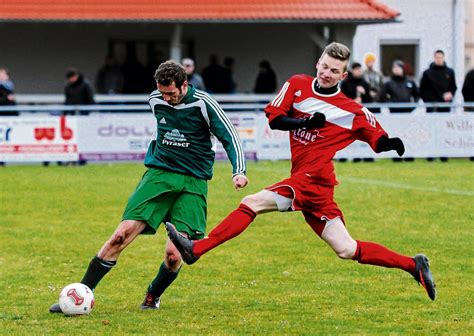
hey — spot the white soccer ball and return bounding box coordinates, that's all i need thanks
[58,283,94,315]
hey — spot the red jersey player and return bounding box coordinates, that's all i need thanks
[166,42,436,301]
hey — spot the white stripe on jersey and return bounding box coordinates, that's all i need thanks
[195,91,245,175]
[196,98,217,152]
[293,98,355,130]
[149,91,163,115]
[271,81,290,107]
[362,107,376,128]
[196,92,244,175]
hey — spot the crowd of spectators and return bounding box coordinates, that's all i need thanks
[341,49,471,113]
[1,49,473,111]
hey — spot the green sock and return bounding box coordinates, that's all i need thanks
[148,262,180,298]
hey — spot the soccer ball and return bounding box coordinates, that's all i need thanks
[58,283,94,315]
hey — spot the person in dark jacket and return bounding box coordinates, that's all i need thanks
[0,67,15,105]
[182,58,205,91]
[202,55,231,93]
[223,57,237,93]
[0,67,17,116]
[96,55,124,94]
[380,60,419,113]
[254,60,277,93]
[419,50,457,112]
[462,69,474,112]
[340,62,372,104]
[65,68,95,105]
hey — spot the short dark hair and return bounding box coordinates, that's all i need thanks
[65,67,79,78]
[154,60,187,87]
[351,62,362,70]
[435,50,444,55]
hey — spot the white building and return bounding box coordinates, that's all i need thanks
[353,0,467,92]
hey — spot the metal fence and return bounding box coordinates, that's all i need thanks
[1,94,473,115]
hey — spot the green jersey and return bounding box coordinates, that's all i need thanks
[144,85,246,180]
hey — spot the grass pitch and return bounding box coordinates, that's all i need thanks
[0,159,473,335]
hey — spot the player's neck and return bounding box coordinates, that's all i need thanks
[313,80,339,95]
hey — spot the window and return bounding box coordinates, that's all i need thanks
[380,40,419,79]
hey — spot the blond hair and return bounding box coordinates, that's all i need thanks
[321,42,351,71]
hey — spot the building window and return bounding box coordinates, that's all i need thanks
[380,41,419,79]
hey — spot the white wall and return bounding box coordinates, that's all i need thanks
[465,0,474,72]
[353,0,461,83]
[0,22,357,94]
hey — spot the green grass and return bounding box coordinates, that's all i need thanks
[0,160,473,335]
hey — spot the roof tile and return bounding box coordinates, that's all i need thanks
[0,0,399,21]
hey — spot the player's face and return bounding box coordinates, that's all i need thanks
[158,81,188,105]
[316,54,348,88]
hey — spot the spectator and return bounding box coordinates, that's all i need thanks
[202,55,230,93]
[462,69,474,111]
[420,50,457,112]
[223,57,236,93]
[0,68,15,105]
[340,62,372,104]
[254,60,277,93]
[363,52,384,101]
[145,46,166,92]
[121,42,147,93]
[379,60,419,113]
[96,55,124,94]
[65,68,95,115]
[181,58,205,91]
[0,67,17,116]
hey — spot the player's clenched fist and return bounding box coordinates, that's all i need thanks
[232,174,248,191]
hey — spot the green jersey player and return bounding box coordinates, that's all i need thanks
[49,60,248,312]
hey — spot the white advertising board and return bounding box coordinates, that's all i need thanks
[256,113,291,160]
[0,115,78,162]
[77,114,155,161]
[1,111,472,163]
[214,112,258,160]
[77,113,259,162]
[258,112,474,160]
[334,113,474,159]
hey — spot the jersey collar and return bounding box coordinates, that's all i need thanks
[179,84,195,105]
[312,78,340,97]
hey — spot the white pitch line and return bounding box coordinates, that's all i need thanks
[338,176,474,196]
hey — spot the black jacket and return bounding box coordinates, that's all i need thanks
[420,62,457,102]
[380,75,419,103]
[0,83,15,106]
[254,68,277,93]
[340,72,372,103]
[462,69,474,102]
[65,75,95,105]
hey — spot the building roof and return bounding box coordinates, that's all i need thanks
[0,0,399,23]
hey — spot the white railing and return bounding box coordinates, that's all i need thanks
[13,93,275,104]
[1,94,473,114]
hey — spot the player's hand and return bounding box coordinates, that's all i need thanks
[377,136,405,156]
[303,112,326,129]
[232,174,248,191]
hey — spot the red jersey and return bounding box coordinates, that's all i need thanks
[265,74,387,185]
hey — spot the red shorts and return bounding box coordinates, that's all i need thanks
[265,172,344,236]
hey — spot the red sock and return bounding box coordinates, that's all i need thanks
[193,203,257,256]
[353,240,416,274]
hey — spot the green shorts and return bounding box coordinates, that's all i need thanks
[122,168,208,239]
